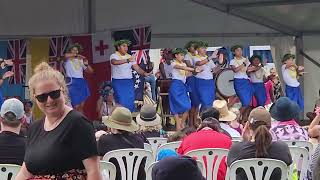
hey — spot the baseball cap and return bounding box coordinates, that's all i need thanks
[248,107,271,126]
[1,98,25,120]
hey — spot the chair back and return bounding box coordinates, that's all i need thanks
[283,140,313,155]
[229,158,288,180]
[100,161,116,180]
[157,141,181,154]
[185,148,229,180]
[147,137,168,158]
[288,146,309,180]
[103,149,153,180]
[0,164,21,180]
[144,143,152,152]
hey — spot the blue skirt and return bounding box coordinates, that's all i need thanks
[234,78,253,107]
[253,82,267,106]
[195,78,215,111]
[169,79,191,115]
[67,78,90,106]
[186,76,200,107]
[286,85,304,110]
[0,90,3,109]
[112,79,135,112]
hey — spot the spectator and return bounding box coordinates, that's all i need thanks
[24,101,33,125]
[308,106,320,138]
[98,107,147,180]
[213,100,241,138]
[177,118,232,180]
[228,107,292,180]
[270,97,308,141]
[0,98,26,165]
[96,81,114,120]
[16,62,100,180]
[157,149,178,161]
[152,156,205,180]
[136,104,166,138]
[229,107,243,135]
[167,127,196,142]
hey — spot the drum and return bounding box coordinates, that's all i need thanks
[215,69,236,98]
[157,79,172,93]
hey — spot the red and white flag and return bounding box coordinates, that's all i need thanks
[91,31,113,64]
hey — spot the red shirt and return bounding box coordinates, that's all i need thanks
[177,129,231,180]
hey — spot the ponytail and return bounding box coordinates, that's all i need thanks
[251,122,272,158]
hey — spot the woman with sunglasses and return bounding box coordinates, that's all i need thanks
[16,62,101,180]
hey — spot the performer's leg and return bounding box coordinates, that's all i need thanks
[175,114,182,131]
[75,101,85,113]
[181,111,189,129]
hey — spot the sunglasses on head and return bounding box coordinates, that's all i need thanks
[35,89,61,103]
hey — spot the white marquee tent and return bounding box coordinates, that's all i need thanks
[1,0,320,114]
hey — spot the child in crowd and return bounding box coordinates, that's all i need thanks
[229,107,243,135]
[96,81,115,120]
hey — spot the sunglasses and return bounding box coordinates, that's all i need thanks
[35,89,61,103]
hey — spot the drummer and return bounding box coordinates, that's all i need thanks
[230,45,254,113]
[184,41,200,127]
[193,41,217,111]
[247,55,267,107]
[159,48,173,79]
[169,48,201,131]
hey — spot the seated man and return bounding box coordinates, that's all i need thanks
[0,98,26,165]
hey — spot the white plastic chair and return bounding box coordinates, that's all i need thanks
[100,161,116,180]
[228,158,288,180]
[283,140,313,154]
[185,148,229,180]
[146,160,204,180]
[156,141,181,154]
[144,143,152,152]
[102,149,154,180]
[147,137,168,158]
[288,146,309,180]
[0,164,21,180]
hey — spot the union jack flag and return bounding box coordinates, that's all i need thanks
[49,36,71,72]
[112,26,152,102]
[6,39,26,84]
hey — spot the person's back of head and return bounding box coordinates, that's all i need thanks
[248,107,272,158]
[200,107,220,120]
[0,98,25,133]
[152,156,205,180]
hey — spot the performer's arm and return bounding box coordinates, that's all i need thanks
[247,65,259,73]
[184,60,193,68]
[83,59,94,74]
[0,71,14,86]
[230,64,245,73]
[159,63,167,79]
[195,59,209,66]
[174,64,201,73]
[132,64,151,77]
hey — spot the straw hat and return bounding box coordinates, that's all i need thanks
[213,100,236,122]
[136,105,161,127]
[102,107,139,132]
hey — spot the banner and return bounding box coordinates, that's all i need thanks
[92,31,113,64]
[29,38,50,120]
[112,25,152,101]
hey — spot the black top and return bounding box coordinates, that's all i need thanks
[98,133,146,180]
[24,110,98,175]
[227,141,292,180]
[0,131,26,165]
[140,130,161,138]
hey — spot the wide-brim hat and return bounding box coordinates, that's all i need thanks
[270,97,300,121]
[213,100,237,122]
[136,104,161,126]
[102,107,139,132]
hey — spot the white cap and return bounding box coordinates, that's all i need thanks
[1,98,25,120]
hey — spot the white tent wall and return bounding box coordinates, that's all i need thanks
[303,36,320,114]
[0,0,88,36]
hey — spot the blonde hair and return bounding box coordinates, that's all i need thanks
[28,62,69,102]
[230,107,241,121]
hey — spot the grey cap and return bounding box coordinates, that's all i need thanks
[1,98,25,120]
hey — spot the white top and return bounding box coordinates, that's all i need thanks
[171,61,187,83]
[110,53,136,79]
[184,52,196,66]
[230,57,250,79]
[281,64,300,87]
[220,123,241,138]
[249,67,266,83]
[64,58,87,78]
[193,56,216,80]
[163,62,173,79]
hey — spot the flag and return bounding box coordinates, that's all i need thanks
[92,31,113,64]
[112,25,152,101]
[29,38,50,120]
[49,36,71,72]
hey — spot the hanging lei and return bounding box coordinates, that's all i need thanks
[235,57,247,73]
[69,57,81,71]
[116,51,131,60]
[253,65,265,79]
[288,66,297,79]
[196,54,208,62]
[174,60,186,76]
